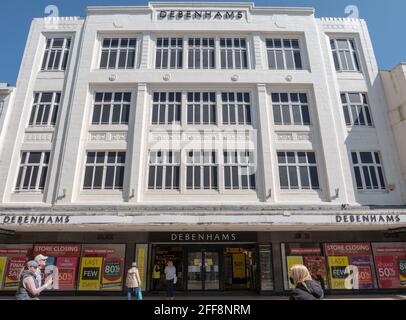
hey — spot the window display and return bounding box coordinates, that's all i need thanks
[324,242,376,289]
[282,243,327,290]
[372,242,406,289]
[78,244,126,291]
[0,245,32,290]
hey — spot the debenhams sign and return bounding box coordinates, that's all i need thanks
[157,10,244,20]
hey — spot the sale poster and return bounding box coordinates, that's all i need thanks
[375,256,399,288]
[78,257,103,291]
[4,257,28,289]
[232,254,246,279]
[328,256,349,289]
[287,256,303,289]
[101,258,124,291]
[349,256,374,289]
[0,257,7,289]
[399,257,406,286]
[56,257,78,291]
[304,256,327,288]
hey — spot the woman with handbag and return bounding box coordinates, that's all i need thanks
[125,262,142,300]
[164,260,176,300]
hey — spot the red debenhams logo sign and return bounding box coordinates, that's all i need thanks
[158,10,244,20]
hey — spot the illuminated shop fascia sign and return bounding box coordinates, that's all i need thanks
[157,10,245,20]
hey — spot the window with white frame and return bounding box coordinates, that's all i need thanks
[151,92,181,125]
[92,92,131,125]
[277,151,320,190]
[330,39,361,72]
[188,38,215,69]
[100,38,137,69]
[15,152,50,191]
[148,151,180,190]
[351,152,386,190]
[83,152,126,190]
[0,99,4,116]
[187,92,216,125]
[271,93,310,125]
[41,38,71,71]
[186,151,218,190]
[28,92,60,126]
[155,38,183,69]
[266,39,303,70]
[224,151,256,190]
[341,93,373,127]
[220,38,248,69]
[222,92,251,125]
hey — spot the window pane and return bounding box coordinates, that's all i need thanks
[309,167,319,189]
[93,167,103,189]
[165,166,173,189]
[377,167,386,189]
[108,51,117,68]
[282,105,291,124]
[300,166,310,188]
[30,167,39,189]
[115,166,124,189]
[148,166,156,189]
[156,166,163,189]
[292,105,301,124]
[232,166,239,189]
[105,167,115,189]
[83,167,93,189]
[288,166,298,188]
[369,166,378,188]
[354,167,363,189]
[173,166,180,189]
[279,166,289,189]
[362,166,371,188]
[187,167,193,189]
[194,166,201,189]
[39,167,48,190]
[301,105,310,124]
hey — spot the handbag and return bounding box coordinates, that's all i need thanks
[136,287,143,300]
[173,275,177,284]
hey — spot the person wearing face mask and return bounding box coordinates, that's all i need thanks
[289,264,324,300]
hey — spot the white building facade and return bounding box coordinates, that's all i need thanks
[0,3,405,295]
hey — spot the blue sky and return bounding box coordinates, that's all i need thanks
[1,0,405,85]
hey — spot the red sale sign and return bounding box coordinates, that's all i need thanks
[56,257,78,291]
[374,256,400,288]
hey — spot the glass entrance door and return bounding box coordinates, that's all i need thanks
[187,251,219,290]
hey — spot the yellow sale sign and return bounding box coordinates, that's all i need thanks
[287,256,304,289]
[232,254,246,279]
[78,257,103,291]
[0,257,7,289]
[328,256,349,289]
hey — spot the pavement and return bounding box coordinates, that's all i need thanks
[1,294,405,300]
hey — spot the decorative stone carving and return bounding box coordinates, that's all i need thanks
[25,133,53,142]
[89,132,127,142]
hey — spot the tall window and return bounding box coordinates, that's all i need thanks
[272,93,310,125]
[29,92,60,126]
[148,151,180,190]
[330,39,361,72]
[92,92,131,125]
[224,151,256,190]
[151,92,181,125]
[15,152,50,191]
[188,38,215,69]
[220,38,248,69]
[100,38,137,69]
[41,38,71,71]
[351,152,386,190]
[341,93,373,127]
[187,92,216,125]
[222,92,251,125]
[266,39,303,70]
[278,151,320,190]
[83,152,126,190]
[0,100,4,116]
[155,38,183,69]
[186,151,218,190]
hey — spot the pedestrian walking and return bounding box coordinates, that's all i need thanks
[125,262,142,300]
[15,260,53,300]
[289,264,324,300]
[152,262,161,291]
[34,254,48,286]
[164,260,176,300]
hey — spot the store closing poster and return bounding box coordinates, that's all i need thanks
[4,257,28,289]
[101,257,124,290]
[56,257,78,291]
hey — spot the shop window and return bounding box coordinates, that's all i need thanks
[282,243,328,290]
[32,244,82,290]
[0,245,32,291]
[324,242,377,289]
[78,244,126,291]
[372,242,406,289]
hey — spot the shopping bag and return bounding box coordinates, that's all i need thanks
[136,288,143,300]
[173,275,177,284]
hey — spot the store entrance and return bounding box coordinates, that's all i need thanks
[223,247,256,290]
[187,250,220,290]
